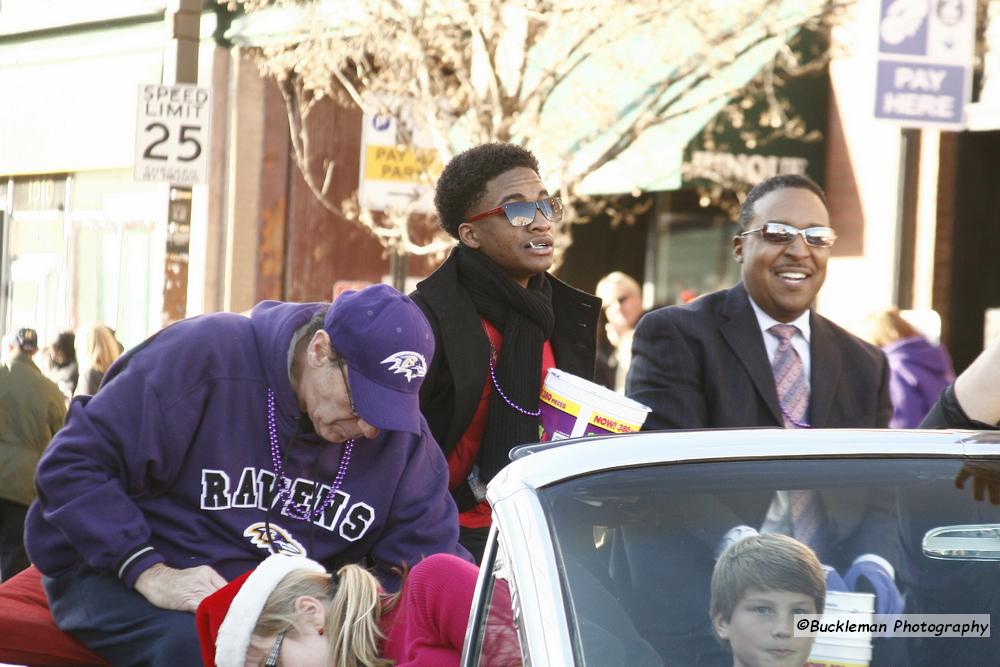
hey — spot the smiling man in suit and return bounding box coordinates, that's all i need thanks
[625,174,897,666]
[627,173,891,431]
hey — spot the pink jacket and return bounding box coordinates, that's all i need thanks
[381,553,519,666]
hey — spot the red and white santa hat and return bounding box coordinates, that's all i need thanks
[196,554,326,667]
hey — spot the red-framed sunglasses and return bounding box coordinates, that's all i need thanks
[465,196,564,227]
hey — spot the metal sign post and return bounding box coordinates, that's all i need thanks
[158,0,201,325]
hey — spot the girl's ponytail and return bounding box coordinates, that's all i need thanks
[326,563,393,667]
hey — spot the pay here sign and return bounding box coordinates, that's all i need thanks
[874,0,976,128]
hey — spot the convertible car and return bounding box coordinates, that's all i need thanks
[461,429,1000,667]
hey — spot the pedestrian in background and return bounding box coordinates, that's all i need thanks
[44,331,79,406]
[0,328,66,581]
[74,323,121,396]
[595,271,644,392]
[864,307,954,428]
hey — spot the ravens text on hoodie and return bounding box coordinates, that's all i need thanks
[25,301,465,590]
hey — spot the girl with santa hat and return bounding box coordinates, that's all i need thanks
[196,552,518,667]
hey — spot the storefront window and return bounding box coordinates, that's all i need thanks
[73,217,158,350]
[647,206,739,308]
[2,176,69,344]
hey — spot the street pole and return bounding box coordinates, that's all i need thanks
[161,0,201,325]
[392,248,409,292]
[893,128,920,309]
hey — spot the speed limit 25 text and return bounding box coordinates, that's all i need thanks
[141,85,210,120]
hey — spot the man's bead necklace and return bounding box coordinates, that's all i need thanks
[266,387,354,521]
[488,343,540,417]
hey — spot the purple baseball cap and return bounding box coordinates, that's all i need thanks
[324,284,434,435]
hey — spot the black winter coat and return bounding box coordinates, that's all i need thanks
[410,252,601,459]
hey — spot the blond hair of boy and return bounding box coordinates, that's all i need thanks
[710,533,826,667]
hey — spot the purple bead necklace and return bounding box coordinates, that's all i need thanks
[267,387,354,521]
[488,343,540,417]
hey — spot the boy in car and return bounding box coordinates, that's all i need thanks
[711,533,826,667]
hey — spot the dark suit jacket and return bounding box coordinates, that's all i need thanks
[410,251,601,460]
[620,284,898,666]
[625,283,895,566]
[627,283,893,431]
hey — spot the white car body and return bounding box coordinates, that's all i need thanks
[461,429,1000,667]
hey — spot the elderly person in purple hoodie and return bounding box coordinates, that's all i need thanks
[24,285,468,666]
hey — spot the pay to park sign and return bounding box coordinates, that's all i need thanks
[874,0,976,128]
[134,83,211,186]
[358,100,443,214]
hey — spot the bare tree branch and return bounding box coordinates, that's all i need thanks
[231,0,850,264]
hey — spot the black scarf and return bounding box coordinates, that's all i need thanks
[455,246,555,483]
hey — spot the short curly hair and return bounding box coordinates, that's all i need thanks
[434,143,540,238]
[736,174,827,232]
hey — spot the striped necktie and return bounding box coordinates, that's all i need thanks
[769,323,826,555]
[768,324,809,428]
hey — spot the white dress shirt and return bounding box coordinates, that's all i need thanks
[747,295,812,391]
[747,297,813,535]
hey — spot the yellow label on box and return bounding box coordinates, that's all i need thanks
[588,411,642,433]
[540,387,581,416]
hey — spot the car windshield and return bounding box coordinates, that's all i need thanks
[537,457,1000,667]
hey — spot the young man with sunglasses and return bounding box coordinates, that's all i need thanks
[22,285,467,665]
[411,142,600,561]
[624,174,897,666]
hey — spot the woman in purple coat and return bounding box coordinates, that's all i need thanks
[866,308,954,428]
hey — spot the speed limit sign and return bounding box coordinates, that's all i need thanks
[134,83,211,186]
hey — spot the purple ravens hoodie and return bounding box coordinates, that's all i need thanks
[25,301,465,589]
